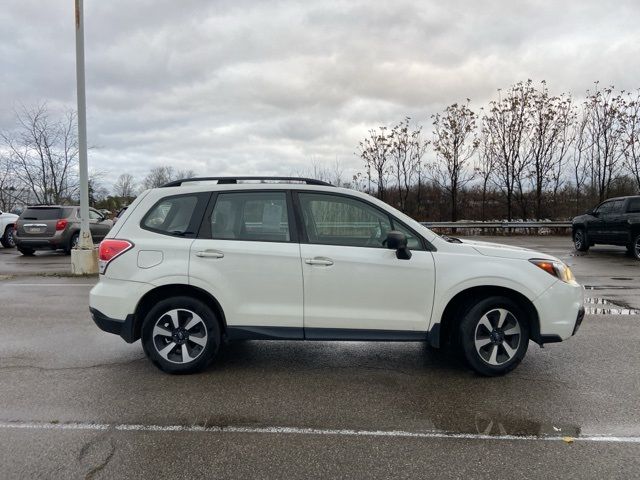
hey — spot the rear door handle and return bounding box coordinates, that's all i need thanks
[305,257,334,266]
[195,250,224,259]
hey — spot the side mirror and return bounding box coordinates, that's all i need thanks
[385,230,412,260]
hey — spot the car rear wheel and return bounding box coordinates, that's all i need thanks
[1,226,15,248]
[573,228,589,252]
[141,296,221,374]
[631,234,640,260]
[65,232,79,255]
[459,296,529,376]
[17,246,35,256]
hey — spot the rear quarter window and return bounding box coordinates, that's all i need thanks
[627,198,640,213]
[141,193,208,237]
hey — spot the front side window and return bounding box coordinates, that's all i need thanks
[89,209,102,221]
[595,202,612,215]
[142,194,200,235]
[299,193,393,248]
[209,192,290,242]
[610,200,625,214]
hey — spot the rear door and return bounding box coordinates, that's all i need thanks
[189,190,303,336]
[604,200,627,244]
[17,207,63,238]
[295,191,435,336]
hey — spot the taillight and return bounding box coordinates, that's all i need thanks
[98,239,133,274]
[55,219,68,231]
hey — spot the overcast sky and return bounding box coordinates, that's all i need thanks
[2,0,640,188]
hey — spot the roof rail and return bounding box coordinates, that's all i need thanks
[160,176,333,187]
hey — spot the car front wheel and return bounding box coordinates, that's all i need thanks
[573,228,589,252]
[459,296,530,376]
[141,296,221,374]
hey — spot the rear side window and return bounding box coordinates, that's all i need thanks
[141,194,206,237]
[20,208,63,220]
[208,192,290,242]
[627,198,640,213]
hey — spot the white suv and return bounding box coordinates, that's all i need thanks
[90,177,584,376]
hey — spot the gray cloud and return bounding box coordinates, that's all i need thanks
[2,0,640,188]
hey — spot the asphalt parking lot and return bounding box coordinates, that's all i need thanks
[0,237,638,479]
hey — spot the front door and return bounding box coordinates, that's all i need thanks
[296,192,435,337]
[89,209,111,242]
[587,201,610,242]
[189,190,303,337]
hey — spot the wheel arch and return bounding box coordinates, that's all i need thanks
[431,285,541,348]
[132,284,227,342]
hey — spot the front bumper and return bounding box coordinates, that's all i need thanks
[90,307,137,343]
[533,280,584,342]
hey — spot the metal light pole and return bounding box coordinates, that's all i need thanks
[72,0,97,274]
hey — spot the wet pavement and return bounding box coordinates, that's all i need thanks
[0,237,639,479]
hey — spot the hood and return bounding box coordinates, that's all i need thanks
[0,212,18,221]
[457,238,558,261]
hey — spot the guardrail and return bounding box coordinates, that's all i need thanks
[420,221,572,235]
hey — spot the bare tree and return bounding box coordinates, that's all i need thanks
[483,81,535,220]
[142,166,175,189]
[1,104,79,205]
[358,126,391,200]
[0,156,28,211]
[113,173,137,198]
[584,83,628,201]
[623,89,640,192]
[431,101,478,221]
[389,118,428,213]
[527,83,576,219]
[475,125,496,221]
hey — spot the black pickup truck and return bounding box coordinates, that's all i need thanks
[572,196,640,259]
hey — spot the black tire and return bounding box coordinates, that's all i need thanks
[141,296,221,374]
[1,226,15,248]
[573,228,589,252]
[459,296,530,376]
[65,232,79,255]
[17,246,35,256]
[631,234,640,260]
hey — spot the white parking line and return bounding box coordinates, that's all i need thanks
[0,421,639,444]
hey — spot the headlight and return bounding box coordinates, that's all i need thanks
[529,258,577,284]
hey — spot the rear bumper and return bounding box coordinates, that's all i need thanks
[90,307,137,343]
[14,233,67,249]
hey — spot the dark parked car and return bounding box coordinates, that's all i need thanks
[572,196,640,259]
[14,205,113,256]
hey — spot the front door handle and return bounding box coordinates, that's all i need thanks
[305,257,334,266]
[195,250,224,259]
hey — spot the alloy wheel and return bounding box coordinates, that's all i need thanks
[152,309,208,364]
[574,231,583,249]
[474,308,521,366]
[6,229,15,247]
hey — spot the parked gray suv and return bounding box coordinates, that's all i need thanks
[14,206,113,255]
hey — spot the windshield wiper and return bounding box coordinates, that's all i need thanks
[169,230,194,237]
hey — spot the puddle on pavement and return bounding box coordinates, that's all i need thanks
[585,297,640,315]
[425,412,581,438]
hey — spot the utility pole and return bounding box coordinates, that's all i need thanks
[71,0,97,274]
